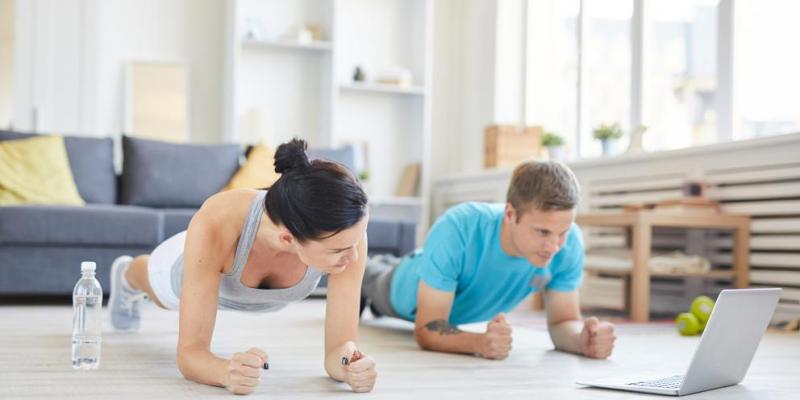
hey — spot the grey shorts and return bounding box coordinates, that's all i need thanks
[361,254,405,318]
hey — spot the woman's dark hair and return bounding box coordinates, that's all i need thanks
[264,138,368,242]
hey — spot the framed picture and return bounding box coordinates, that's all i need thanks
[125,61,188,142]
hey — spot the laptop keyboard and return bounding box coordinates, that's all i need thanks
[627,375,684,389]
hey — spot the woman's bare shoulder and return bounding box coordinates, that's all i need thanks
[189,189,262,238]
[204,188,262,209]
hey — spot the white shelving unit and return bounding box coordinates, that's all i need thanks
[339,82,426,96]
[241,38,334,52]
[223,0,433,230]
[224,0,336,149]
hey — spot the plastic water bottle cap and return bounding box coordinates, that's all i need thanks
[81,261,96,272]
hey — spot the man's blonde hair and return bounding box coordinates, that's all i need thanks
[506,161,580,219]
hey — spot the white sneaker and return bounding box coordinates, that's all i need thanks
[109,256,147,331]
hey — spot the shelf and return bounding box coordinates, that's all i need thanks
[241,38,333,52]
[339,82,425,96]
[585,266,737,279]
[369,196,423,206]
[577,211,750,229]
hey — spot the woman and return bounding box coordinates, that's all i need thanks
[107,138,377,395]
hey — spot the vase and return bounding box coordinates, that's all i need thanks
[601,139,613,156]
[625,126,647,154]
[547,146,564,161]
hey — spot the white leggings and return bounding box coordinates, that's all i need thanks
[146,231,187,310]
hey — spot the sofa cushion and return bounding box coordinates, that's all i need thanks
[224,143,280,190]
[159,208,198,239]
[61,135,116,204]
[121,136,240,208]
[0,204,161,246]
[366,218,417,257]
[308,145,356,172]
[0,135,85,206]
[0,130,117,204]
[0,130,28,140]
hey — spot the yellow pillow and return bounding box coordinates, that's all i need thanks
[224,142,281,190]
[0,135,85,206]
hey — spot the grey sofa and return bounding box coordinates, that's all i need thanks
[0,131,415,296]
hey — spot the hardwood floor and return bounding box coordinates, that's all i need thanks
[0,299,797,399]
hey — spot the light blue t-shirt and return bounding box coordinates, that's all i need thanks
[390,202,585,325]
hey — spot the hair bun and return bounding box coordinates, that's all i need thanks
[273,138,311,174]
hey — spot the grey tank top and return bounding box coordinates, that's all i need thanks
[170,190,325,312]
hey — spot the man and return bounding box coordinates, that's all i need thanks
[361,161,616,360]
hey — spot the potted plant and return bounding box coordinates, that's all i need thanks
[358,170,370,194]
[593,123,623,156]
[541,131,566,161]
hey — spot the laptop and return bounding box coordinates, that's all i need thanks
[576,288,781,396]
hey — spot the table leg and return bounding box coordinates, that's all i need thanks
[630,221,652,322]
[733,225,751,288]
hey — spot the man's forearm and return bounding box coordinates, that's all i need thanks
[415,319,483,355]
[548,319,583,354]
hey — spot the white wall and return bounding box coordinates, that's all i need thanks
[12,0,84,134]
[93,0,224,142]
[0,0,14,129]
[430,0,461,182]
[12,0,224,142]
[493,0,524,126]
[430,0,499,181]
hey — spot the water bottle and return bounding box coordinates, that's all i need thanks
[72,261,103,370]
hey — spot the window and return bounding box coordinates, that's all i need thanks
[525,0,579,157]
[643,0,718,151]
[522,0,799,161]
[734,0,800,139]
[582,0,633,157]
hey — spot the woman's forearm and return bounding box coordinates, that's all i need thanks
[177,348,230,388]
[324,345,348,382]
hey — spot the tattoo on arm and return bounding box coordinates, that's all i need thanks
[424,319,462,335]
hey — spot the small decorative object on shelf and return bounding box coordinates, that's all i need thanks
[395,163,421,197]
[541,131,566,161]
[625,125,647,155]
[593,122,623,156]
[293,26,313,44]
[358,170,370,195]
[353,66,366,82]
[682,180,708,197]
[375,66,413,87]
[244,17,264,40]
[306,24,323,41]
